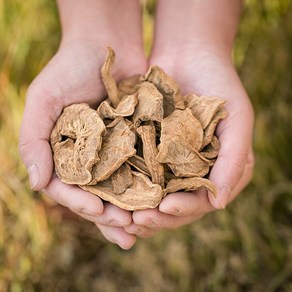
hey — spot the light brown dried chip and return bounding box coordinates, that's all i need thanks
[202,107,227,148]
[164,170,176,184]
[158,108,203,151]
[126,155,151,177]
[137,121,165,187]
[156,108,211,177]
[201,136,220,160]
[117,75,141,99]
[163,177,217,198]
[97,94,138,120]
[89,118,136,184]
[132,81,164,127]
[50,103,105,185]
[101,47,119,107]
[50,45,228,211]
[81,172,163,211]
[126,155,176,183]
[184,94,226,129]
[143,65,185,116]
[167,151,211,177]
[110,164,133,195]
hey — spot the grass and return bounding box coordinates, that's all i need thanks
[0,0,292,291]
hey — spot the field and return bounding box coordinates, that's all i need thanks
[0,0,291,291]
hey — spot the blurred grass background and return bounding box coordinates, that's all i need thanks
[0,0,291,291]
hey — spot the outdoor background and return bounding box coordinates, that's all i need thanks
[0,0,291,291]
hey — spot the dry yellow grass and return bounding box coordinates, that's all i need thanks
[0,0,291,291]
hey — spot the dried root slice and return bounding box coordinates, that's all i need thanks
[163,177,217,198]
[201,136,220,160]
[117,75,141,99]
[158,108,203,152]
[100,164,133,195]
[81,172,163,211]
[137,121,165,187]
[132,81,164,127]
[167,149,211,177]
[101,47,119,107]
[184,94,226,129]
[202,107,227,148]
[157,108,209,177]
[51,50,227,211]
[97,94,138,120]
[89,118,136,184]
[50,103,105,185]
[126,155,151,177]
[143,65,185,116]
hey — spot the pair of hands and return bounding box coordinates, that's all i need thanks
[19,37,254,249]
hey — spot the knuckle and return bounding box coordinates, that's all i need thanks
[25,83,38,101]
[232,152,248,171]
[18,140,31,164]
[247,149,255,172]
[26,80,64,119]
[244,151,255,185]
[194,213,204,221]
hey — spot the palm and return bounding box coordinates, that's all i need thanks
[20,39,147,249]
[169,56,254,202]
[128,53,254,236]
[34,40,143,110]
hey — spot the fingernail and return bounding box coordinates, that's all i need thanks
[218,185,231,209]
[80,208,100,216]
[149,219,156,228]
[136,228,143,235]
[28,164,39,190]
[160,206,180,215]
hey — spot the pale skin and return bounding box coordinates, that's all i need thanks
[19,0,254,249]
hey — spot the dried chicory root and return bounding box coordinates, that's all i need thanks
[50,47,227,211]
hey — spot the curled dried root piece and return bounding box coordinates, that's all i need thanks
[143,65,185,116]
[202,107,227,148]
[81,171,163,211]
[156,109,211,177]
[51,47,227,210]
[126,155,151,177]
[132,81,164,127]
[163,177,217,198]
[184,94,226,129]
[137,121,165,188]
[89,117,136,184]
[117,75,141,99]
[50,103,105,185]
[201,136,220,160]
[97,94,138,120]
[101,47,120,108]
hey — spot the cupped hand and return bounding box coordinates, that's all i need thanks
[19,39,146,249]
[126,49,254,237]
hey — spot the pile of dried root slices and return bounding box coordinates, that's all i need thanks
[50,47,227,210]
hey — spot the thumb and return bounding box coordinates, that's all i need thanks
[19,84,63,190]
[208,107,254,209]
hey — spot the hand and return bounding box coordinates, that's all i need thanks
[19,38,146,249]
[125,49,254,238]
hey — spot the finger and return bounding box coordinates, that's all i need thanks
[133,208,203,231]
[42,175,104,216]
[158,188,215,216]
[19,83,64,191]
[96,224,137,250]
[208,104,254,209]
[78,202,133,227]
[124,223,158,238]
[226,147,254,203]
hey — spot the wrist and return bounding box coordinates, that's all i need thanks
[150,43,234,76]
[150,0,242,73]
[57,0,145,60]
